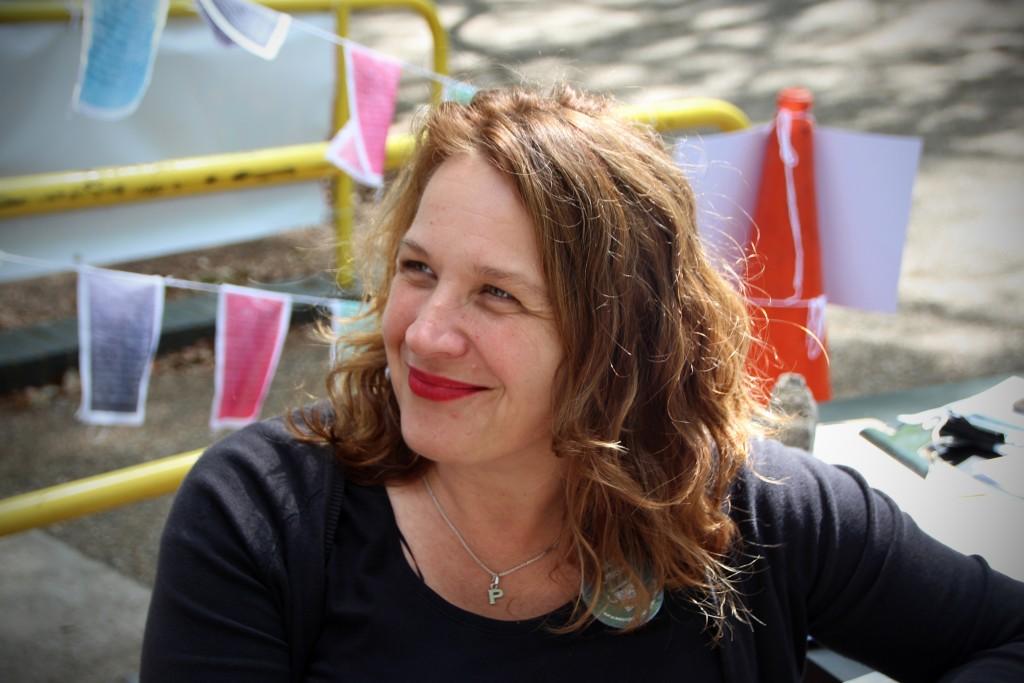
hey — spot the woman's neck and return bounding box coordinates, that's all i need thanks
[425,455,565,557]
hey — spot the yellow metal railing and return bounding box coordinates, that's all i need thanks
[0,450,202,538]
[0,0,449,288]
[0,137,416,219]
[0,100,745,218]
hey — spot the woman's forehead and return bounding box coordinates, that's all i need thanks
[404,155,546,281]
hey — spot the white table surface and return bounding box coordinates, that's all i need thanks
[814,420,1024,582]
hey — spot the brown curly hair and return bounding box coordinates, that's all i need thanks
[295,84,760,635]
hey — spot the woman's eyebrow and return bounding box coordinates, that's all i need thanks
[398,238,429,256]
[400,238,547,300]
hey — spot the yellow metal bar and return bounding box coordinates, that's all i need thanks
[333,4,355,288]
[0,450,202,538]
[0,99,743,220]
[0,142,332,216]
[0,136,417,218]
[618,98,751,133]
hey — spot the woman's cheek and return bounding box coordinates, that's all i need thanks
[382,284,414,347]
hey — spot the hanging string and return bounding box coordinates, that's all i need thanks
[0,249,348,309]
[0,250,53,270]
[288,17,473,95]
[163,276,342,307]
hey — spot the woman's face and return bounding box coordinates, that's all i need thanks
[382,153,564,470]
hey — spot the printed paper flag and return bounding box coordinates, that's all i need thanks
[77,269,165,426]
[442,80,478,105]
[211,285,292,430]
[73,0,170,119]
[196,1,234,47]
[328,299,345,367]
[326,298,363,366]
[325,44,403,188]
[196,0,292,60]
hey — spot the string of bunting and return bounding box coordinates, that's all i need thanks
[41,0,477,426]
[0,249,358,431]
[73,0,478,186]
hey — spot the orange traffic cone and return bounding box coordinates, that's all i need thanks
[746,87,831,402]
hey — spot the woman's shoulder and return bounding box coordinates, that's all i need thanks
[735,438,860,498]
[730,438,876,542]
[182,412,341,526]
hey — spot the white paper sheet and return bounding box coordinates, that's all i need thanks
[815,126,922,312]
[675,126,922,312]
[674,126,766,276]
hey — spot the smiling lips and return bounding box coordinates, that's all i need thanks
[407,367,487,402]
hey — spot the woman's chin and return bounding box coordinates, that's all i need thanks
[400,425,459,465]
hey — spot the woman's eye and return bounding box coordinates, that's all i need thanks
[399,259,434,277]
[483,284,517,302]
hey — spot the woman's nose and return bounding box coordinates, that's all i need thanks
[404,295,470,358]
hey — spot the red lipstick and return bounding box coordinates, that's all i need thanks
[407,367,486,402]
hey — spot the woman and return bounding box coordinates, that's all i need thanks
[141,86,1024,681]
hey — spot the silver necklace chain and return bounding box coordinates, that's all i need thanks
[424,475,557,605]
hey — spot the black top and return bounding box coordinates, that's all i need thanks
[140,418,1024,682]
[306,479,720,682]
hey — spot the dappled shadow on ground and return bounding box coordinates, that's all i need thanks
[441,0,1023,161]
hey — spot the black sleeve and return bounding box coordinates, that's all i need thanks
[744,441,1024,682]
[139,419,333,682]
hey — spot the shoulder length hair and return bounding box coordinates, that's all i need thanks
[296,84,759,635]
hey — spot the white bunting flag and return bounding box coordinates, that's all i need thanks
[77,269,165,425]
[196,1,234,47]
[325,44,403,187]
[196,0,292,60]
[211,285,292,430]
[73,0,170,119]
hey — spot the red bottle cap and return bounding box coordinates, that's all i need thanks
[778,87,813,112]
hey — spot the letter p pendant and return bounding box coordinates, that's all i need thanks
[487,575,504,605]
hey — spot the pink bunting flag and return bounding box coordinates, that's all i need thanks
[325,44,403,187]
[77,268,165,426]
[211,285,292,430]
